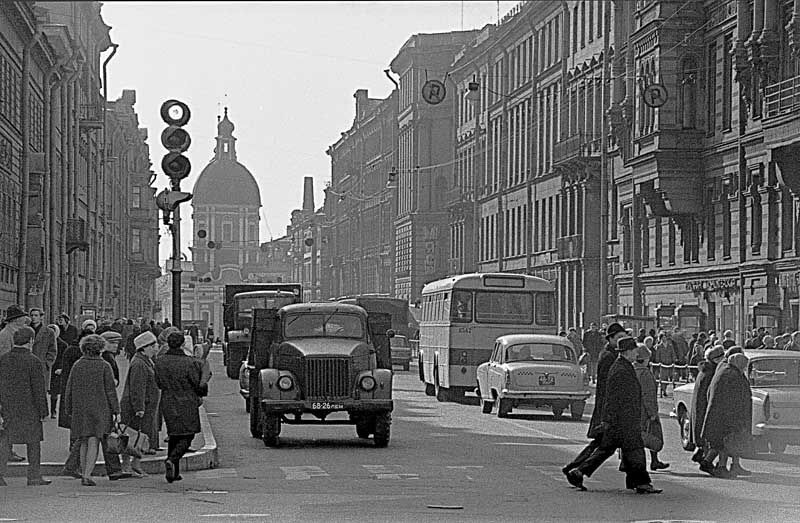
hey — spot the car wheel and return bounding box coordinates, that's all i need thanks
[679,409,695,451]
[249,399,261,439]
[769,439,787,454]
[373,412,391,448]
[261,412,281,447]
[496,398,511,418]
[552,406,564,420]
[570,400,585,421]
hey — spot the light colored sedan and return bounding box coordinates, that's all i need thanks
[672,349,800,454]
[476,334,591,419]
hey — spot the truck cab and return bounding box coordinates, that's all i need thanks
[222,284,302,379]
[246,302,394,447]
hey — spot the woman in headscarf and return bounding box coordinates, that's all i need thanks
[62,334,120,486]
[120,331,160,477]
[633,344,668,471]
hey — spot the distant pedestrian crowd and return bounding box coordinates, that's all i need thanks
[0,305,212,487]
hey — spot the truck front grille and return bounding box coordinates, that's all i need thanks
[305,358,351,399]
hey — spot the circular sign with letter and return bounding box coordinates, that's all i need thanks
[422,80,447,105]
[642,83,668,108]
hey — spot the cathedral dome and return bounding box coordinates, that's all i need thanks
[192,107,261,207]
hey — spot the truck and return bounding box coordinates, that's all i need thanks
[245,302,394,447]
[222,283,302,379]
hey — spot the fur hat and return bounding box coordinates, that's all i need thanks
[635,344,652,362]
[728,353,749,372]
[133,331,157,351]
[4,304,28,322]
[704,345,724,362]
[81,319,97,332]
[605,322,626,340]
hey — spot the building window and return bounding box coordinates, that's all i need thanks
[223,222,232,242]
[654,216,662,266]
[131,186,141,208]
[680,58,698,129]
[573,6,579,54]
[722,181,732,258]
[722,34,733,131]
[707,185,716,260]
[707,41,717,135]
[580,1,586,49]
[132,229,141,253]
[588,0,594,43]
[668,219,676,265]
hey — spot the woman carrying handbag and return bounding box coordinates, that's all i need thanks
[119,331,160,477]
[633,344,669,471]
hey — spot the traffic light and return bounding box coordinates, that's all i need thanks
[155,188,193,224]
[160,99,192,187]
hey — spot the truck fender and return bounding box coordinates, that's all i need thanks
[372,368,392,399]
[259,368,300,401]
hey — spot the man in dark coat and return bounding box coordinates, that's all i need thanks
[29,308,57,393]
[565,337,661,494]
[699,353,753,478]
[0,326,51,486]
[689,345,724,463]
[581,322,605,384]
[563,323,628,475]
[155,331,208,483]
[56,313,79,347]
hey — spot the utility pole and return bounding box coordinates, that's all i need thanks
[155,99,193,330]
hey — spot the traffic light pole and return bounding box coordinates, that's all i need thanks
[171,203,182,330]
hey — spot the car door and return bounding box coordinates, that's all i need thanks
[478,342,498,397]
[487,343,504,393]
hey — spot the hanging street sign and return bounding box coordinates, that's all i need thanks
[642,83,668,108]
[422,79,446,105]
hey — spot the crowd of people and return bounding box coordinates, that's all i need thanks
[560,319,765,493]
[0,305,212,487]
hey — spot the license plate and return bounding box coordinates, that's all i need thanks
[311,402,344,410]
[538,375,555,386]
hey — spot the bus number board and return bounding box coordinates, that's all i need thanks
[483,275,525,288]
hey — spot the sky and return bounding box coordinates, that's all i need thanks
[102,1,518,266]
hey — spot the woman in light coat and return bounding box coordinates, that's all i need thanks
[120,331,160,477]
[634,344,669,471]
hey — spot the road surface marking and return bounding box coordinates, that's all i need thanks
[199,515,271,519]
[362,465,419,480]
[280,466,329,480]
[428,432,455,437]
[194,468,238,479]
[446,465,483,469]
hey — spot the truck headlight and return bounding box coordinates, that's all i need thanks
[360,375,376,391]
[243,327,250,336]
[277,375,293,391]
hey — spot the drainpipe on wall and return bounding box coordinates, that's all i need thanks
[18,28,42,307]
[64,57,83,316]
[100,44,119,317]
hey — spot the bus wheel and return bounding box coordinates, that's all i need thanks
[424,383,435,396]
[552,406,564,420]
[496,398,511,418]
[481,396,494,414]
[418,357,425,382]
[373,412,391,448]
[434,373,449,402]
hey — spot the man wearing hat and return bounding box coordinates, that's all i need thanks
[100,331,122,386]
[563,322,629,477]
[0,305,30,359]
[0,326,51,486]
[689,345,725,464]
[29,308,57,394]
[56,313,78,347]
[565,337,662,494]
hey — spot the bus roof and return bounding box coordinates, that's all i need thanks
[235,290,297,299]
[421,273,554,295]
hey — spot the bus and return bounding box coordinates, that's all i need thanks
[333,294,413,339]
[419,273,557,402]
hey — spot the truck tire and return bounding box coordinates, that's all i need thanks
[373,412,391,448]
[249,399,261,438]
[226,358,240,380]
[355,417,375,439]
[261,412,281,447]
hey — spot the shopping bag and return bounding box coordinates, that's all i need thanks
[118,422,150,458]
[641,418,664,452]
[107,425,129,454]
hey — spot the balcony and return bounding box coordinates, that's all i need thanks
[79,104,104,130]
[557,234,583,260]
[553,133,601,168]
[66,218,88,254]
[765,76,800,120]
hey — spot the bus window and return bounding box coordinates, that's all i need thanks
[475,292,533,324]
[450,290,473,322]
[535,293,557,326]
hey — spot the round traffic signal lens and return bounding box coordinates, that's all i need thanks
[207,241,216,249]
[161,127,191,152]
[160,99,191,126]
[198,230,207,238]
[162,152,191,179]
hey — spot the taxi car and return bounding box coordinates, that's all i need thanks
[672,349,800,454]
[389,334,412,371]
[476,334,591,419]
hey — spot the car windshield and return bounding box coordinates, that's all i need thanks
[283,312,364,339]
[390,337,409,348]
[749,358,800,387]
[505,343,575,363]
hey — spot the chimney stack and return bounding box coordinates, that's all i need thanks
[302,177,314,212]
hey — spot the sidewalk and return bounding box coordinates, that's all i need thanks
[4,354,218,478]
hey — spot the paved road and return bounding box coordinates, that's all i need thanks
[1,353,799,522]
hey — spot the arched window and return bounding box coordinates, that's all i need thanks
[680,57,698,129]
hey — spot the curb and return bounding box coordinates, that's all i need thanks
[5,406,219,478]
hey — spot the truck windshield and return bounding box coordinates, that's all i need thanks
[234,295,297,329]
[284,313,364,339]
